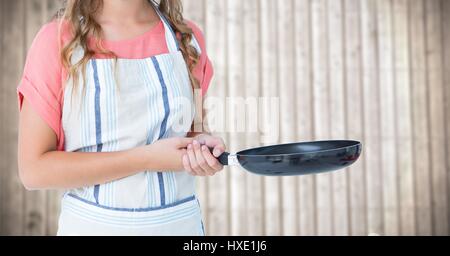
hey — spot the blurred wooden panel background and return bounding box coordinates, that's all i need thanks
[0,0,449,235]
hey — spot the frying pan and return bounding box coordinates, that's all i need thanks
[216,140,362,176]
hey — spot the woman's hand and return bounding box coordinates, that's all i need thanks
[183,134,226,176]
[141,137,194,171]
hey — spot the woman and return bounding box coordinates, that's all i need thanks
[17,0,225,235]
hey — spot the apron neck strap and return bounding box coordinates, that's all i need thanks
[150,1,180,53]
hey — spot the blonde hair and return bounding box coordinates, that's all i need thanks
[57,0,200,92]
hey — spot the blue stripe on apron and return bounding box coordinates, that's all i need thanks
[92,59,102,204]
[141,59,158,207]
[103,60,117,206]
[151,56,171,206]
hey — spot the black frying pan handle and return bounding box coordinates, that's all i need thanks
[217,152,230,166]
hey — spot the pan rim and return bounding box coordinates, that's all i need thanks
[236,140,362,157]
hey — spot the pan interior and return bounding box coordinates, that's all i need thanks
[238,140,360,156]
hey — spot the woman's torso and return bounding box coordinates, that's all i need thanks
[61,8,200,210]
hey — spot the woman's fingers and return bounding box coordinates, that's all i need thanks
[192,140,215,176]
[182,154,195,176]
[208,139,226,158]
[212,144,225,158]
[201,145,223,172]
[184,140,223,176]
[187,143,205,176]
[195,135,226,157]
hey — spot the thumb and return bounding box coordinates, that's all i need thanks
[212,145,225,158]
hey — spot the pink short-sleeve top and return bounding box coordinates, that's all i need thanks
[17,19,214,150]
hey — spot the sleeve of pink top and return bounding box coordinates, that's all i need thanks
[187,21,214,97]
[17,22,65,150]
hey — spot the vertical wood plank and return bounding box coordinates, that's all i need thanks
[183,0,209,234]
[393,0,416,236]
[295,0,316,236]
[45,0,61,22]
[46,190,61,235]
[0,0,5,235]
[1,0,449,237]
[277,0,298,236]
[260,0,282,235]
[377,0,400,235]
[204,0,230,236]
[227,0,248,235]
[442,0,450,236]
[311,0,332,235]
[23,0,47,236]
[328,0,349,236]
[425,0,448,236]
[344,0,367,236]
[409,0,433,236]
[361,0,383,235]
[183,0,205,28]
[1,0,26,236]
[243,0,264,236]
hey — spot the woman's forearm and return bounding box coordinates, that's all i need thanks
[19,146,150,190]
[18,99,193,191]
[19,136,193,190]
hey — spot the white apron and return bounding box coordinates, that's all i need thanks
[57,4,205,236]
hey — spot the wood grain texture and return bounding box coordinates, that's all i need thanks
[277,0,298,236]
[243,0,264,236]
[361,0,383,235]
[425,0,448,236]
[328,0,349,236]
[393,0,416,235]
[0,0,5,235]
[295,0,316,236]
[442,0,450,236]
[260,0,282,235]
[377,0,399,236]
[226,0,248,236]
[409,0,433,236]
[0,0,448,236]
[311,0,333,236]
[344,0,367,236]
[2,0,26,236]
